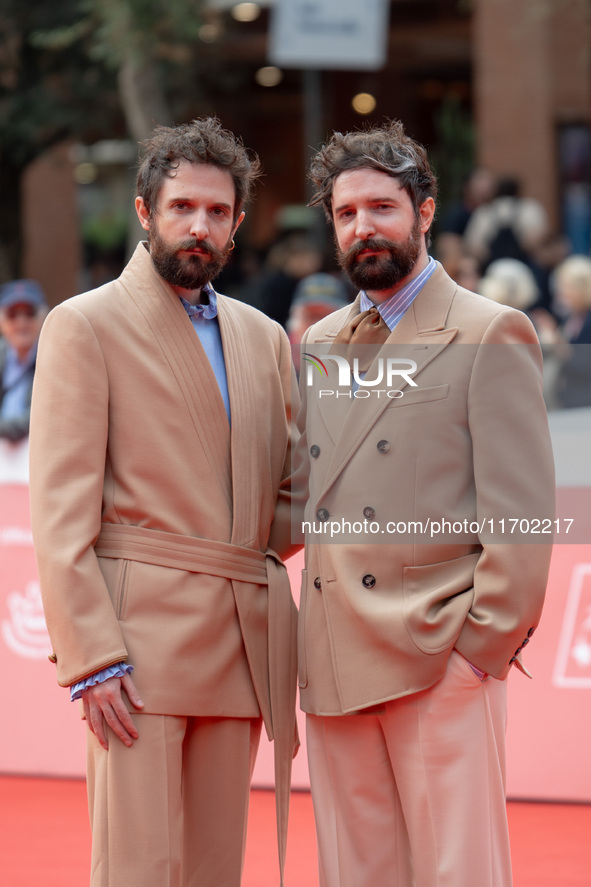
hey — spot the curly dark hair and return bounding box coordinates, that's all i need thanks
[309,119,438,243]
[137,118,262,221]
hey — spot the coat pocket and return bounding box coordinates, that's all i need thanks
[386,383,449,408]
[116,559,131,620]
[402,553,479,654]
[97,556,132,621]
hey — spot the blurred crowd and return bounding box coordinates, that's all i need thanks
[2,166,591,441]
[434,167,591,411]
[222,168,591,409]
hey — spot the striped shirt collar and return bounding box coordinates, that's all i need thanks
[359,256,436,331]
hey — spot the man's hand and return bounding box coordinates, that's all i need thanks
[81,674,144,750]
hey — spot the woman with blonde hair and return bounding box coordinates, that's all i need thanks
[536,254,591,408]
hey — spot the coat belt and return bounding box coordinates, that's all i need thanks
[95,523,269,582]
[95,522,298,887]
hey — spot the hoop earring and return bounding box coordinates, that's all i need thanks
[229,239,236,251]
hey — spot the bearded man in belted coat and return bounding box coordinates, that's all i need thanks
[29,118,298,887]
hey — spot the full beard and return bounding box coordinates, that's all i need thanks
[337,219,423,293]
[149,229,231,291]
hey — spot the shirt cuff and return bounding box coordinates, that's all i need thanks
[70,663,134,701]
[467,661,488,680]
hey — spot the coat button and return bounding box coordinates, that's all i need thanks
[527,627,535,638]
[522,637,530,646]
[363,506,376,520]
[509,656,517,664]
[377,439,390,454]
[316,508,330,522]
[310,444,320,458]
[362,574,376,588]
[313,577,322,590]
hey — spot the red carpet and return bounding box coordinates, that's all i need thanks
[1,775,590,885]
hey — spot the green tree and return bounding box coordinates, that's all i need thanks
[42,0,207,141]
[0,2,116,278]
[0,0,206,279]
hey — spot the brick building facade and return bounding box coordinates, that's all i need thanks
[21,0,591,304]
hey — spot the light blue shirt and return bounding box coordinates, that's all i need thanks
[178,284,231,423]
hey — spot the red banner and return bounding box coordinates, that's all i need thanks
[0,482,86,777]
[1,453,590,799]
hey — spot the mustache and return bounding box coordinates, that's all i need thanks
[176,239,226,259]
[341,238,397,262]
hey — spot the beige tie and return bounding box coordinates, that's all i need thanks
[333,306,391,371]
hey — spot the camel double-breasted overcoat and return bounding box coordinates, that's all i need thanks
[294,262,555,716]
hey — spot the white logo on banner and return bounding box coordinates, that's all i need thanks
[553,563,591,688]
[1,580,52,659]
[0,526,34,545]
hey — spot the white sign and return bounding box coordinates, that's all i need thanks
[553,563,591,688]
[269,0,389,71]
[0,437,29,484]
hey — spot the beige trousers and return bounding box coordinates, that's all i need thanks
[306,650,512,887]
[86,713,262,887]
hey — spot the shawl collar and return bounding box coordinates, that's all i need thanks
[216,294,261,547]
[119,243,233,511]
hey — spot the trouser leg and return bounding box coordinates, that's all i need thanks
[181,716,262,887]
[387,651,511,887]
[87,712,185,887]
[306,650,511,887]
[306,712,413,887]
[86,713,261,887]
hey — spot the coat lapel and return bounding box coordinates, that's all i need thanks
[216,294,261,547]
[303,298,361,445]
[314,264,460,500]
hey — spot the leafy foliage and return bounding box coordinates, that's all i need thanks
[0,0,207,277]
[0,0,207,165]
[0,2,120,166]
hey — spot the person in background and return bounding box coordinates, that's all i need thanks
[478,258,563,409]
[0,280,48,441]
[479,258,540,314]
[257,232,325,327]
[534,254,591,409]
[439,166,498,238]
[551,254,591,345]
[452,250,481,292]
[286,272,350,374]
[435,167,497,282]
[464,176,549,271]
